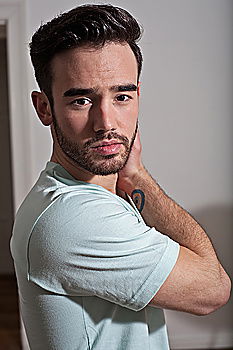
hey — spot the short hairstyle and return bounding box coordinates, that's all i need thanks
[29,4,143,104]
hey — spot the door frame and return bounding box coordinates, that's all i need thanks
[0,1,32,213]
[0,3,32,349]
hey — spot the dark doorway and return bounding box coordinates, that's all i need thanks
[0,23,14,274]
[0,22,21,349]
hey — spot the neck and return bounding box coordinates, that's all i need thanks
[51,148,118,194]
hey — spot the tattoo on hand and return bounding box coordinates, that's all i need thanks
[131,189,145,212]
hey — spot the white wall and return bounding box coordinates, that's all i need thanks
[11,0,233,348]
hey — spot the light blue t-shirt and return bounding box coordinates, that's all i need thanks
[11,162,180,350]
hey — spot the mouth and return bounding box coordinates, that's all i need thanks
[91,140,122,148]
[91,140,123,155]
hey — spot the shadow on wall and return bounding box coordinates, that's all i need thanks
[166,204,233,348]
[194,204,232,280]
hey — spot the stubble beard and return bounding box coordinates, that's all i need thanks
[52,115,138,176]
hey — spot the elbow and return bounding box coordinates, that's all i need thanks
[215,273,232,311]
[199,274,232,316]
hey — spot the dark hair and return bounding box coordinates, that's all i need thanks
[29,4,143,104]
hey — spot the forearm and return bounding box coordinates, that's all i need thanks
[126,166,232,304]
[126,166,218,260]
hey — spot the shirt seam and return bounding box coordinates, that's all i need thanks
[81,296,92,350]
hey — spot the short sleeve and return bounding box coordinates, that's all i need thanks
[27,188,180,311]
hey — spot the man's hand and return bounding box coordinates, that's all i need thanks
[117,129,144,195]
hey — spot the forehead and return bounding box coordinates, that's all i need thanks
[51,42,138,90]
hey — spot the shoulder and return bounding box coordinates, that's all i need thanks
[30,185,144,247]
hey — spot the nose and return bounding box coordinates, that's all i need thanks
[91,98,117,133]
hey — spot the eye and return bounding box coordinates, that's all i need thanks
[71,98,92,107]
[116,94,132,102]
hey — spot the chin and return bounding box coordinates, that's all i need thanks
[79,154,128,176]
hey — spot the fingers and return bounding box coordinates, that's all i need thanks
[133,126,142,153]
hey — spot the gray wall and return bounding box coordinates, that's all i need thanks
[138,3,233,345]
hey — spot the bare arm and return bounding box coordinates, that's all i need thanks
[117,131,231,315]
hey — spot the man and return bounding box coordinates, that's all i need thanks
[11,4,231,350]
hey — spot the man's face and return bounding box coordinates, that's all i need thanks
[51,42,139,175]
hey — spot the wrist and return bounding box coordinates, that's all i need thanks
[121,164,146,195]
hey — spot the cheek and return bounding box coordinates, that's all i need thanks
[53,98,87,132]
[55,108,89,139]
[66,118,89,140]
[120,105,138,131]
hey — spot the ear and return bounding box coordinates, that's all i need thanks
[31,91,53,126]
[137,81,141,97]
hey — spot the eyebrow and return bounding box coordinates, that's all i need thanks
[110,84,137,92]
[63,84,137,97]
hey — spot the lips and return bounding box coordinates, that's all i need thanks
[91,140,122,155]
[91,140,121,148]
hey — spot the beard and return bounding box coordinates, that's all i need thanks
[52,115,138,176]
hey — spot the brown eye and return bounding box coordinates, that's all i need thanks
[116,95,132,102]
[72,98,91,106]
